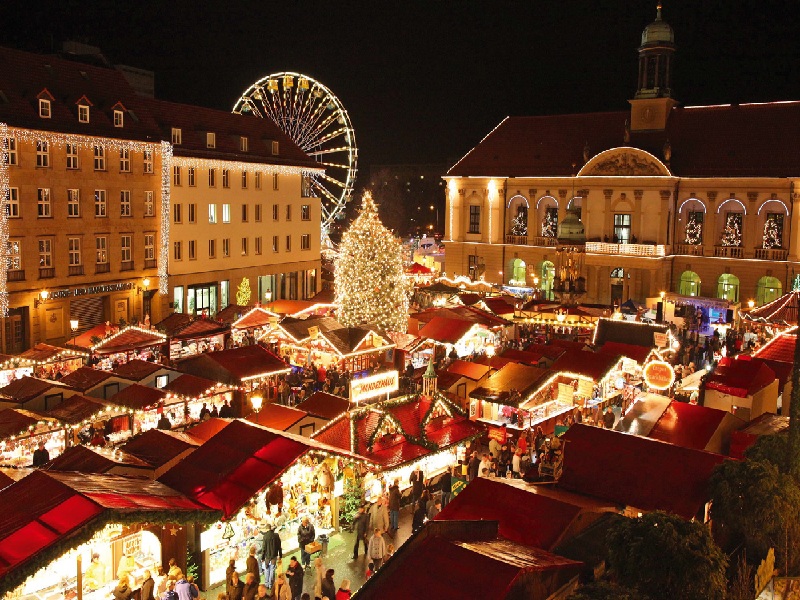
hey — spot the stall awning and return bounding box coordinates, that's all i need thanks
[647,401,745,453]
[406,262,433,275]
[753,329,796,363]
[0,408,61,439]
[177,345,290,384]
[172,318,230,341]
[121,429,200,468]
[231,307,280,330]
[435,477,584,551]
[45,394,122,425]
[108,384,167,410]
[0,470,215,596]
[18,343,87,364]
[0,377,74,405]
[559,424,727,520]
[163,373,227,399]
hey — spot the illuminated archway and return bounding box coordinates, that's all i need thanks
[678,271,701,297]
[756,276,782,305]
[717,274,739,303]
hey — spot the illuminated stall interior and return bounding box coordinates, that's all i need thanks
[163,374,234,424]
[155,313,230,361]
[73,325,167,371]
[19,343,88,381]
[0,408,66,467]
[0,355,34,389]
[46,394,131,446]
[106,384,169,441]
[230,306,281,346]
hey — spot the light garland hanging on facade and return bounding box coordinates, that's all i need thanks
[159,141,172,295]
[0,124,9,317]
[763,216,782,249]
[684,214,702,245]
[170,156,323,177]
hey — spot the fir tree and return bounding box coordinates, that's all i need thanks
[721,215,742,247]
[511,210,528,236]
[684,215,702,245]
[763,217,781,249]
[335,191,410,332]
[541,211,556,237]
[236,277,252,306]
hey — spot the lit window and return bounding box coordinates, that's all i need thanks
[114,110,124,127]
[119,148,130,172]
[222,169,230,188]
[38,239,52,267]
[301,205,311,220]
[208,204,217,224]
[171,128,182,144]
[143,150,153,173]
[39,98,51,118]
[7,188,19,218]
[66,143,79,169]
[68,237,81,266]
[7,240,21,270]
[37,188,51,218]
[173,165,182,186]
[78,104,89,123]
[222,204,230,223]
[144,234,155,261]
[121,235,132,263]
[96,237,108,264]
[144,191,154,217]
[67,189,80,217]
[188,167,195,187]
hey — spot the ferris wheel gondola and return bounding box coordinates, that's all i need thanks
[233,72,357,240]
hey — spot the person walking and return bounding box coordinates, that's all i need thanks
[260,523,282,591]
[409,465,424,506]
[440,468,452,508]
[285,557,304,600]
[387,480,401,532]
[297,517,316,569]
[351,506,369,559]
[367,529,386,570]
[228,572,244,600]
[321,569,336,600]
[246,546,261,584]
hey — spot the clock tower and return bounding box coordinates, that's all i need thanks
[629,3,677,131]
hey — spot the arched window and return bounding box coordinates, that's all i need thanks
[678,271,701,297]
[540,260,555,301]
[610,267,625,279]
[756,276,783,306]
[717,274,739,303]
[511,258,527,285]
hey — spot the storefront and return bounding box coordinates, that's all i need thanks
[0,408,66,467]
[74,325,167,370]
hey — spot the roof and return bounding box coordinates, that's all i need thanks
[598,341,653,364]
[480,297,516,316]
[162,373,226,399]
[278,316,343,342]
[435,477,583,550]
[45,444,151,473]
[412,306,509,328]
[738,355,793,391]
[445,360,492,381]
[264,300,334,317]
[614,393,672,437]
[417,317,476,344]
[247,403,307,431]
[121,429,200,468]
[729,412,790,460]
[143,97,318,169]
[159,419,354,518]
[231,307,280,330]
[550,349,621,382]
[0,377,72,404]
[170,317,229,341]
[523,343,568,361]
[0,469,213,595]
[153,312,193,336]
[295,391,351,420]
[559,424,728,519]
[746,290,800,325]
[0,408,60,438]
[406,262,433,275]
[45,394,120,425]
[215,304,252,325]
[17,343,86,364]
[73,325,166,355]
[112,359,172,382]
[648,401,744,451]
[593,318,668,348]
[185,417,234,442]
[177,345,289,384]
[470,363,551,406]
[320,327,391,356]
[448,103,800,179]
[753,331,796,363]
[705,357,776,398]
[0,46,162,142]
[499,348,546,366]
[107,384,167,410]
[58,367,114,392]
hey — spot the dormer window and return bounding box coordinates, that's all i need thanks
[240,136,248,152]
[171,128,182,144]
[78,105,90,123]
[39,98,51,119]
[271,141,279,155]
[207,132,216,148]
[113,109,124,127]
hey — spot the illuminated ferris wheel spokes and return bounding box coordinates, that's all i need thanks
[234,72,358,236]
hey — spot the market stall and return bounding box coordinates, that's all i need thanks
[230,306,281,345]
[19,343,88,380]
[159,315,230,361]
[73,325,168,370]
[258,315,343,356]
[162,373,234,425]
[0,376,77,412]
[278,326,395,374]
[0,355,35,390]
[0,408,65,467]
[106,384,171,441]
[417,316,500,359]
[46,394,130,447]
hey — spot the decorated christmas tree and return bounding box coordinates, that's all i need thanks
[763,217,781,249]
[335,191,409,332]
[511,210,528,236]
[721,215,742,247]
[236,277,252,306]
[541,211,557,237]
[684,215,702,245]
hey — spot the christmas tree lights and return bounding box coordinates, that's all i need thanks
[763,216,782,249]
[334,191,409,332]
[541,211,556,237]
[684,214,702,245]
[512,209,528,236]
[720,214,742,247]
[236,278,252,306]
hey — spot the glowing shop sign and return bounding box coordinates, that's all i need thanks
[350,370,399,403]
[643,360,675,390]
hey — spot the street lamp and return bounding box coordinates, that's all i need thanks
[138,278,151,322]
[70,319,79,347]
[250,394,264,414]
[34,289,50,308]
[264,290,272,304]
[748,299,755,309]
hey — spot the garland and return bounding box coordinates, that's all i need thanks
[0,508,221,597]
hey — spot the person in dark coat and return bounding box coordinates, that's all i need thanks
[260,523,282,590]
[219,400,234,418]
[321,569,336,600]
[225,560,238,597]
[140,570,155,600]
[242,573,258,600]
[387,479,401,531]
[245,546,260,584]
[113,575,134,600]
[467,452,480,482]
[409,465,424,506]
[412,503,427,533]
[352,505,369,559]
[32,441,49,467]
[285,557,304,600]
[297,517,316,569]
[228,572,244,600]
[157,413,172,430]
[440,468,452,508]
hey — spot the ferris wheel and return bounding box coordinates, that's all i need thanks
[233,72,358,237]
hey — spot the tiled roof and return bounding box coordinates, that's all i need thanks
[469,363,551,405]
[142,97,319,169]
[58,367,113,392]
[0,46,162,142]
[162,374,225,399]
[445,360,491,381]
[295,392,351,420]
[0,377,72,404]
[448,103,800,178]
[560,424,727,520]
[417,317,476,344]
[107,384,166,410]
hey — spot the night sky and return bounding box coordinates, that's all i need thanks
[5,1,800,170]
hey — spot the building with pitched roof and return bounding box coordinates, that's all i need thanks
[442,6,800,309]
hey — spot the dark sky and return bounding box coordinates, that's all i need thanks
[5,1,800,169]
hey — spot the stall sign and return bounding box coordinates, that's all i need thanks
[577,379,594,398]
[487,424,507,444]
[643,360,675,390]
[557,383,574,404]
[653,332,668,348]
[469,399,478,418]
[333,479,344,498]
[307,326,320,339]
[350,370,399,403]
[621,357,638,374]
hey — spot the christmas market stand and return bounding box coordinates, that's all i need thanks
[154,313,230,361]
[46,394,131,446]
[162,373,235,425]
[0,408,66,467]
[72,324,168,369]
[18,343,88,380]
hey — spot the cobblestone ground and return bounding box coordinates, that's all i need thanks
[204,505,415,598]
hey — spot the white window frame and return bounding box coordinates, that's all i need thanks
[7,240,21,270]
[301,205,311,221]
[119,148,130,172]
[113,110,124,127]
[173,203,182,223]
[241,171,248,189]
[78,104,89,123]
[188,167,196,187]
[7,188,19,218]
[208,168,216,187]
[144,191,154,217]
[68,237,81,266]
[208,204,217,224]
[171,128,182,144]
[206,132,215,148]
[255,172,262,189]
[222,238,230,258]
[36,140,49,168]
[144,234,155,261]
[96,236,108,265]
[120,190,132,217]
[173,165,181,186]
[94,189,107,217]
[37,188,51,218]
[222,204,231,223]
[93,145,106,171]
[66,143,79,169]
[120,235,132,263]
[39,98,51,119]
[173,241,182,261]
[67,189,80,217]
[6,137,17,166]
[240,136,248,152]
[39,239,53,267]
[143,149,153,174]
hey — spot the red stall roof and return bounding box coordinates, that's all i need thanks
[112,359,175,382]
[499,348,546,366]
[469,363,551,406]
[435,477,583,550]
[705,357,776,398]
[0,408,60,439]
[231,306,280,330]
[481,297,516,316]
[0,377,73,405]
[108,384,167,410]
[18,343,87,364]
[295,392,351,420]
[560,424,727,520]
[163,373,227,399]
[0,470,213,594]
[171,318,229,341]
[177,345,290,384]
[121,429,200,468]
[247,403,307,431]
[753,330,796,363]
[45,445,152,474]
[417,317,476,344]
[598,341,652,364]
[445,360,491,381]
[74,326,166,355]
[406,262,433,275]
[648,401,745,452]
[551,349,621,382]
[45,394,122,425]
[59,367,115,393]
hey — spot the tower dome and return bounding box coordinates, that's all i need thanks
[641,3,674,46]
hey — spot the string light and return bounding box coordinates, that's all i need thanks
[159,141,172,295]
[170,156,322,178]
[0,124,9,316]
[89,325,167,352]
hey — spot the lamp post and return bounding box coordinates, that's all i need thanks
[250,394,264,415]
[430,204,439,233]
[139,278,150,323]
[70,319,79,347]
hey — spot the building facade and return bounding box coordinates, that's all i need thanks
[444,7,800,308]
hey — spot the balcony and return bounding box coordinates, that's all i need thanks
[38,267,55,279]
[714,245,744,259]
[585,242,666,257]
[68,265,84,276]
[95,263,110,274]
[754,247,789,261]
[7,269,25,282]
[144,259,157,269]
[673,244,705,256]
[504,234,558,247]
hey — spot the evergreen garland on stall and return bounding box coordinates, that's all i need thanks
[334,191,410,332]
